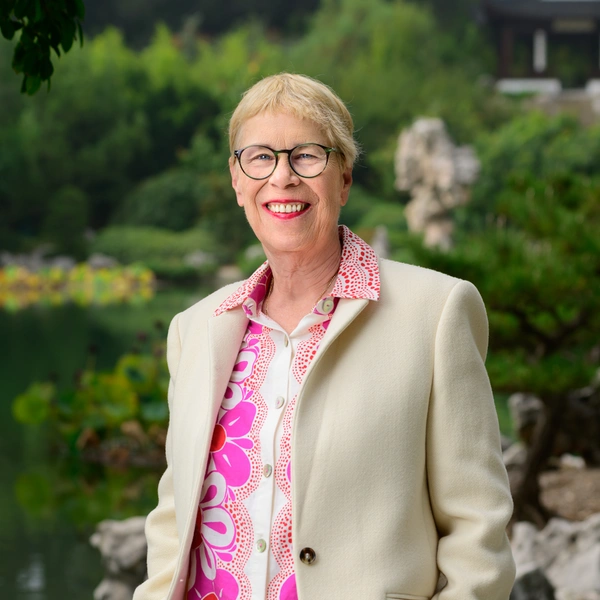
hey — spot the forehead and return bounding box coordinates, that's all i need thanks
[237,111,328,148]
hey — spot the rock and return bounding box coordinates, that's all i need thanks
[508,386,600,466]
[556,591,600,600]
[394,118,480,250]
[244,244,266,262]
[509,393,544,444]
[183,250,215,269]
[504,441,528,472]
[216,264,243,285]
[511,513,600,598]
[93,578,137,600]
[91,517,147,600]
[370,225,390,259]
[502,435,515,452]
[559,454,586,470]
[546,514,600,594]
[88,253,119,269]
[510,568,556,600]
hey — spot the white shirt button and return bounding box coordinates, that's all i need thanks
[319,297,335,314]
[256,538,267,553]
[284,337,289,347]
[263,464,273,478]
[276,396,285,409]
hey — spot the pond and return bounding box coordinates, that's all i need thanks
[0,287,208,599]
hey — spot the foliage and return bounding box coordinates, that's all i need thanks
[290,0,512,197]
[117,169,206,232]
[469,112,600,226]
[15,463,160,527]
[83,0,321,46]
[0,28,221,248]
[43,184,89,258]
[1,2,516,265]
[0,0,84,93]
[91,225,219,281]
[0,262,155,312]
[12,331,170,462]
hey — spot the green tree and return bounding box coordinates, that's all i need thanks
[0,0,85,93]
[290,0,511,199]
[43,184,89,258]
[404,114,600,524]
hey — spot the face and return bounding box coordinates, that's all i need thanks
[230,112,352,257]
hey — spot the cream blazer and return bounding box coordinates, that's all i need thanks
[133,258,515,600]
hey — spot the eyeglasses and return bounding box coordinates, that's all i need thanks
[233,143,338,180]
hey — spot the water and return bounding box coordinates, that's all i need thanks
[0,288,207,599]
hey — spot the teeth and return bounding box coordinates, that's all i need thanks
[267,203,306,214]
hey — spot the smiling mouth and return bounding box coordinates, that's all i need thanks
[266,202,309,214]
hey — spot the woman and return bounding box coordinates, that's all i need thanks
[133,73,515,600]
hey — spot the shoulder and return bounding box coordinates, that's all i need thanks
[377,258,485,321]
[378,257,461,299]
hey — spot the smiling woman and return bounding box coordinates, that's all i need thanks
[133,73,515,600]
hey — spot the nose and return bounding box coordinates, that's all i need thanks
[269,152,299,186]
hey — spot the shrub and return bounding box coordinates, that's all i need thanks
[91,225,219,280]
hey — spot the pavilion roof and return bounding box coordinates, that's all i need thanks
[484,0,600,19]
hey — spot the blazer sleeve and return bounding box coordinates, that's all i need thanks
[133,313,182,600]
[427,280,515,600]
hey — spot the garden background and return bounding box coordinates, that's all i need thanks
[1,0,599,597]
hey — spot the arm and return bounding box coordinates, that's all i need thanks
[427,280,515,600]
[133,314,182,600]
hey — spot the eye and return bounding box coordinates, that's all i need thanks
[249,153,274,162]
[242,146,276,164]
[295,152,318,160]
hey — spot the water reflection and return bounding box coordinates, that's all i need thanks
[0,287,207,599]
[17,554,45,596]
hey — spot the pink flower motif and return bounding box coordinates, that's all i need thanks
[279,574,298,600]
[196,568,239,600]
[209,401,256,488]
[190,472,236,582]
[222,339,260,409]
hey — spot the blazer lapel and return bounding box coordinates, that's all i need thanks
[302,297,369,386]
[197,307,249,467]
[176,307,249,517]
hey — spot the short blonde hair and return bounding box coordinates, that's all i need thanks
[228,73,359,169]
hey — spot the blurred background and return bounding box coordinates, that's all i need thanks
[1,1,600,598]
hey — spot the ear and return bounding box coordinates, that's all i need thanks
[230,157,244,207]
[340,167,353,207]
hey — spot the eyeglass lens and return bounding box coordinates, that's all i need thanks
[239,144,329,179]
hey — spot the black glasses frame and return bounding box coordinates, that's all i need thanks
[233,143,338,180]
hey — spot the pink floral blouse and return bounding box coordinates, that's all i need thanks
[186,226,380,600]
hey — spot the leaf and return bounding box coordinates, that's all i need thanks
[74,0,85,20]
[140,401,168,424]
[12,42,25,71]
[14,0,32,20]
[60,18,75,53]
[25,74,41,95]
[39,56,53,79]
[0,19,16,40]
[12,382,55,424]
[33,0,43,23]
[77,19,83,47]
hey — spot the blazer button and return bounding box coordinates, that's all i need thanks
[300,547,316,565]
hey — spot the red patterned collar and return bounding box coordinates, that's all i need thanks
[213,225,380,317]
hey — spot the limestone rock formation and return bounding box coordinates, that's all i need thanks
[90,517,147,600]
[512,513,600,599]
[394,118,480,250]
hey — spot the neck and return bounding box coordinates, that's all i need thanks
[264,231,342,305]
